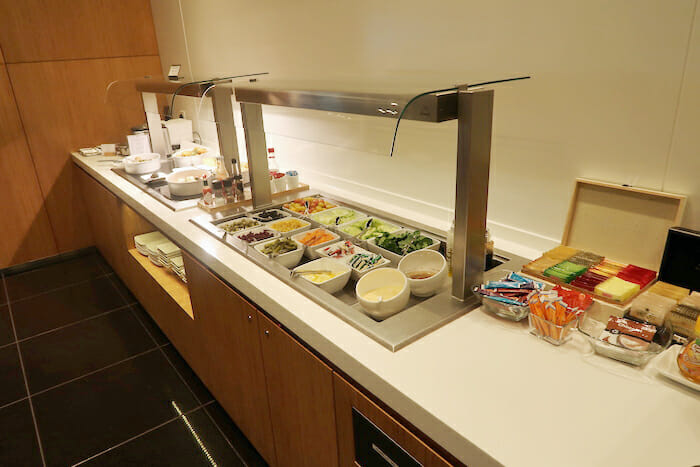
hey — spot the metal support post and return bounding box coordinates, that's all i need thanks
[451,88,494,300]
[240,102,273,207]
[210,85,240,176]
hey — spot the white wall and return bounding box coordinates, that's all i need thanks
[150,0,699,254]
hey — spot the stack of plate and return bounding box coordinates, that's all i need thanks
[157,241,182,267]
[134,231,166,257]
[169,256,187,283]
[134,231,186,282]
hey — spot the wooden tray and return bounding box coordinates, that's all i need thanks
[520,178,686,306]
[562,178,686,270]
[521,266,653,307]
[197,183,309,213]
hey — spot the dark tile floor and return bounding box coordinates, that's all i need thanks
[0,250,266,467]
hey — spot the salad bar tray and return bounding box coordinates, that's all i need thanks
[191,193,526,351]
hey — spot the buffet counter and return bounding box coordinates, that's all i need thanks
[72,153,700,467]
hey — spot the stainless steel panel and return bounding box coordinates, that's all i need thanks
[142,92,169,156]
[452,88,494,300]
[211,85,241,177]
[240,102,273,207]
[234,86,458,122]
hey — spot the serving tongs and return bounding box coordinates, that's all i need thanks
[356,218,374,239]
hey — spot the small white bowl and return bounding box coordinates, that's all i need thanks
[398,250,448,297]
[267,218,311,237]
[291,228,340,259]
[232,226,280,246]
[123,153,161,174]
[355,268,410,321]
[166,168,207,196]
[292,258,351,294]
[254,238,304,268]
[171,146,209,167]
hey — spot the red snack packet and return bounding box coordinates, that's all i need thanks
[553,285,593,311]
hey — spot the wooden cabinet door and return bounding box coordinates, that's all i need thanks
[184,255,276,466]
[333,374,453,467]
[258,314,339,467]
[77,168,123,270]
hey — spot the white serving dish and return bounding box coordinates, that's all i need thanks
[251,209,290,223]
[291,228,340,259]
[398,249,448,297]
[316,240,390,280]
[654,345,700,392]
[254,238,304,269]
[216,216,260,235]
[337,216,401,242]
[292,258,352,294]
[171,146,209,167]
[232,226,280,246]
[356,268,410,320]
[309,206,365,227]
[281,197,338,218]
[123,153,161,174]
[166,168,207,196]
[267,218,311,237]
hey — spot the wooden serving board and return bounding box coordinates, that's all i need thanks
[197,183,310,213]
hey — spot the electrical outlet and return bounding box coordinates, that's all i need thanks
[177,110,187,119]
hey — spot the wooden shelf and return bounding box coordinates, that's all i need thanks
[128,249,193,318]
[197,183,311,213]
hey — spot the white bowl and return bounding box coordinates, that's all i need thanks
[293,258,351,294]
[123,153,161,174]
[315,240,390,280]
[166,168,207,196]
[171,146,209,167]
[254,238,304,268]
[232,226,280,246]
[398,250,448,297]
[291,228,340,259]
[355,268,410,320]
[267,218,311,237]
[310,206,365,226]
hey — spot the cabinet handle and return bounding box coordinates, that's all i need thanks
[247,314,253,321]
[264,330,270,337]
[372,444,400,467]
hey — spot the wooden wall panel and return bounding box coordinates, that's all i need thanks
[8,56,162,253]
[0,64,58,267]
[0,0,159,63]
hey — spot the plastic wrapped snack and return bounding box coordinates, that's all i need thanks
[522,256,561,274]
[595,277,640,302]
[628,292,677,327]
[647,281,690,302]
[568,251,605,268]
[542,245,580,262]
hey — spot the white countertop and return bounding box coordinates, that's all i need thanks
[73,154,700,467]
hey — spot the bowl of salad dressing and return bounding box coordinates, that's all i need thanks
[355,268,410,320]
